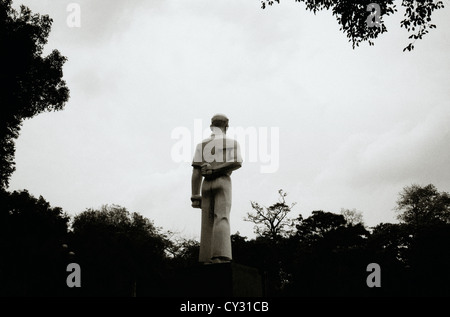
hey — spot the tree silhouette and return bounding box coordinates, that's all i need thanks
[246,189,297,240]
[260,0,445,51]
[287,210,370,296]
[407,222,450,296]
[70,205,171,296]
[295,210,345,244]
[367,222,413,295]
[165,233,200,268]
[340,208,364,226]
[367,184,450,296]
[0,0,69,189]
[239,207,373,296]
[395,183,450,227]
[0,189,70,296]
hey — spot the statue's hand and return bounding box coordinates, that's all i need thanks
[201,163,213,176]
[191,195,202,209]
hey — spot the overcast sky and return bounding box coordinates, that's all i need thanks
[8,0,450,239]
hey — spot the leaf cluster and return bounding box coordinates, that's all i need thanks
[260,0,444,51]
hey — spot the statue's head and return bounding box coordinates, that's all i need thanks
[210,114,229,133]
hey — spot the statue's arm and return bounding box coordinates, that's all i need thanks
[210,161,242,175]
[212,143,242,174]
[191,167,202,208]
[201,143,242,176]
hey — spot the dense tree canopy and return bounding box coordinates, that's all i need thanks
[395,183,450,226]
[70,205,171,296]
[0,0,69,189]
[0,190,70,296]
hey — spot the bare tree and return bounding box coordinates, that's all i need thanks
[246,189,297,240]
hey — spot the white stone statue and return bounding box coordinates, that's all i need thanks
[191,114,242,264]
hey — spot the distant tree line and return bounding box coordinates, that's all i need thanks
[237,185,450,296]
[1,183,450,296]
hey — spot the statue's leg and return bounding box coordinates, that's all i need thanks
[211,176,232,261]
[199,180,214,263]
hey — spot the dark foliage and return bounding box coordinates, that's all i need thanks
[0,189,70,296]
[396,184,450,226]
[1,185,450,296]
[260,0,444,51]
[0,0,69,189]
[69,205,171,296]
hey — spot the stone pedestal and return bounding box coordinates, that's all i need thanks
[172,263,265,297]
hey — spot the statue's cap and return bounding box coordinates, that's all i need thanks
[211,114,229,127]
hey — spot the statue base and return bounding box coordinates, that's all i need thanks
[171,262,265,297]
